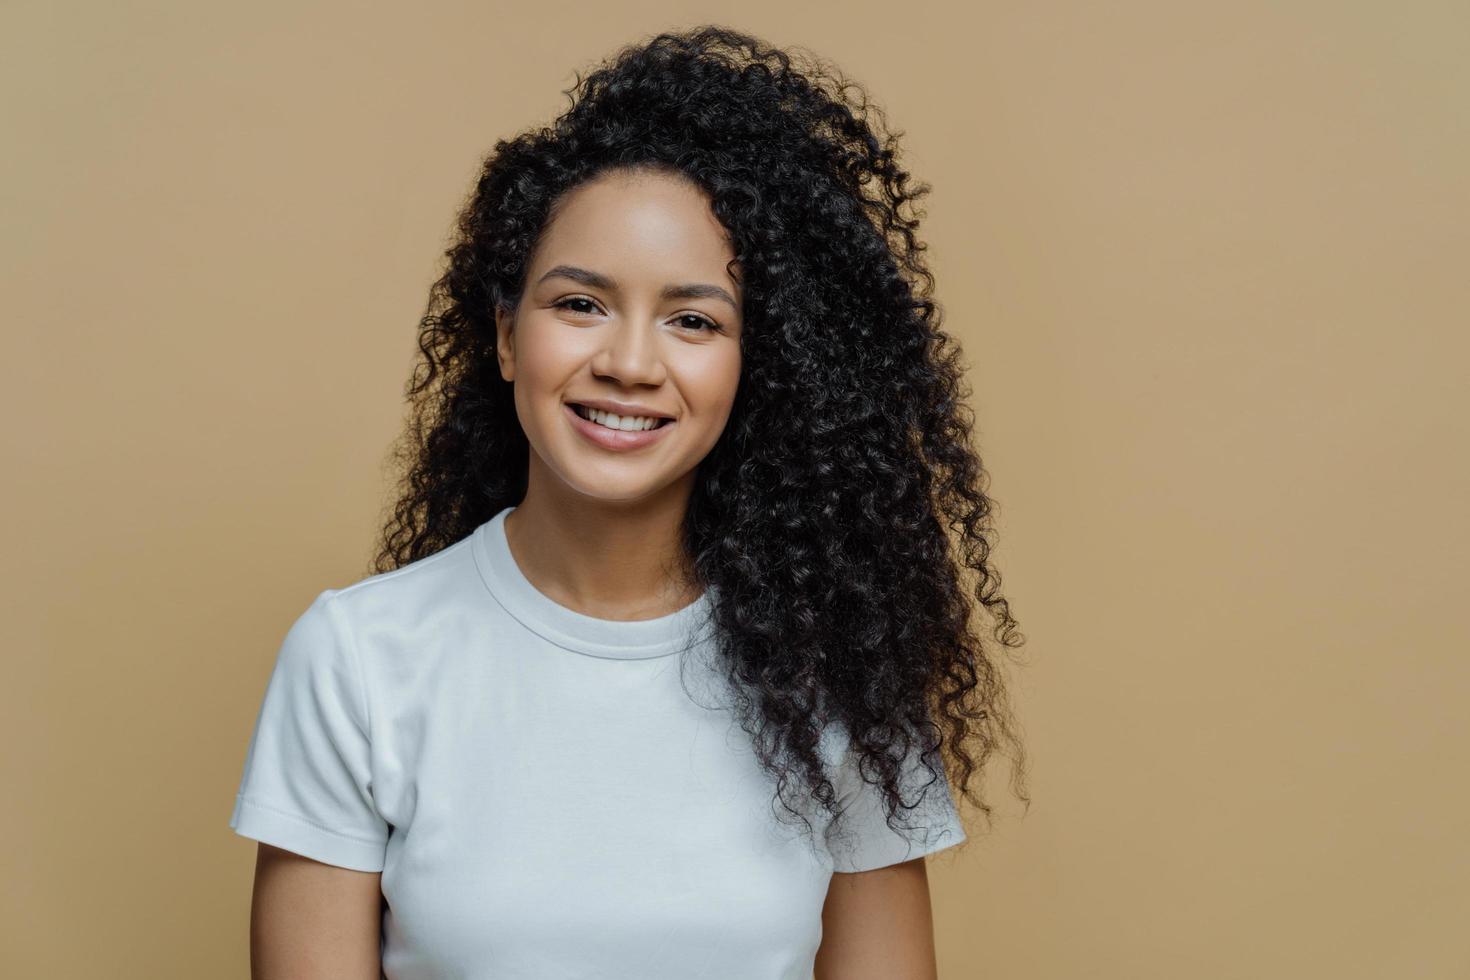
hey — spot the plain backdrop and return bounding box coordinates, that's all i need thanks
[4,1,1466,977]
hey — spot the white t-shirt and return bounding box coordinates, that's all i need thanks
[230,504,966,979]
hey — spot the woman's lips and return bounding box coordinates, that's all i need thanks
[565,402,676,451]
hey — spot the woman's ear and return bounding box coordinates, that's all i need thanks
[494,306,515,383]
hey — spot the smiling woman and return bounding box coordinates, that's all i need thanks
[494,170,744,509]
[229,23,1028,980]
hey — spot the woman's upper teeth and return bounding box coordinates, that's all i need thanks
[581,405,664,431]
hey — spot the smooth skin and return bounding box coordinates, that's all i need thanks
[817,857,942,980]
[249,844,382,979]
[246,168,942,976]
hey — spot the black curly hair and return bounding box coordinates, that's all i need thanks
[373,24,1030,857]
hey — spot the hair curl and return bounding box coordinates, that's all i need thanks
[373,24,1030,857]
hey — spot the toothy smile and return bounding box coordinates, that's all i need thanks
[570,404,673,431]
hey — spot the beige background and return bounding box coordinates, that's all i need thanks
[4,1,1466,976]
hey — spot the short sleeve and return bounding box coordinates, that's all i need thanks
[228,589,389,872]
[823,731,967,873]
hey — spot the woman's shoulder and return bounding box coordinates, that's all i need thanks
[318,532,484,634]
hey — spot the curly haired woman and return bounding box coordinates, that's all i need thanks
[230,24,1028,980]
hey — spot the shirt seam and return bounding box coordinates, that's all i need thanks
[236,792,386,845]
[477,572,690,661]
[320,590,380,817]
[320,590,372,744]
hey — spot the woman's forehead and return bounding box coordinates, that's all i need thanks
[530,177,739,296]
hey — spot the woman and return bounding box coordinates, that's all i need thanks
[230,24,1028,979]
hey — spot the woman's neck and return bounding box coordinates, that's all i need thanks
[502,493,702,622]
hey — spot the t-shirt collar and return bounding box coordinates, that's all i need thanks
[471,505,716,660]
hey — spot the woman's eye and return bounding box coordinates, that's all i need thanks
[555,297,600,315]
[676,313,719,332]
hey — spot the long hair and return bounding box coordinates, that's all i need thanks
[374,24,1030,851]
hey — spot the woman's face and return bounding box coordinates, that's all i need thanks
[495,169,743,506]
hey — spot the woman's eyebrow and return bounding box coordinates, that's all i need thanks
[537,264,738,311]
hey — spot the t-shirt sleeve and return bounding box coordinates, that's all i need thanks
[823,729,967,873]
[228,589,389,872]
